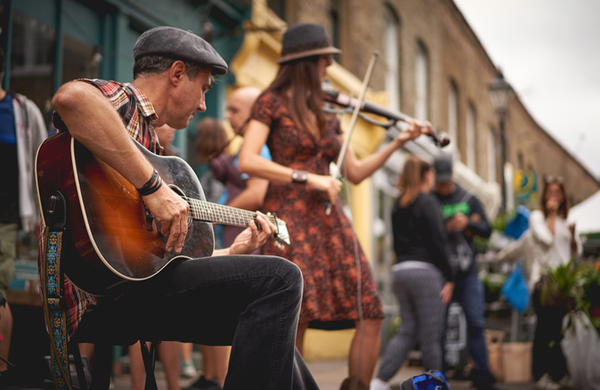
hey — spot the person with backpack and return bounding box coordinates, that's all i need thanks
[433,154,500,390]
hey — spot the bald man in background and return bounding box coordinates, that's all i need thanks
[186,87,272,390]
[211,87,271,247]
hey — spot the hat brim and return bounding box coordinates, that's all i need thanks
[209,65,228,75]
[278,46,341,64]
[435,172,453,183]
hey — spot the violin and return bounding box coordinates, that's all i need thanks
[322,89,450,148]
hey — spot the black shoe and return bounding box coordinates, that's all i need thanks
[473,384,506,390]
[450,369,470,381]
[471,370,506,390]
[186,375,223,390]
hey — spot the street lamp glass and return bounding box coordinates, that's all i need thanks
[488,76,512,115]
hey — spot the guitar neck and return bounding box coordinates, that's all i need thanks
[186,197,275,228]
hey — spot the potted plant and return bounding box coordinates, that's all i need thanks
[539,260,600,328]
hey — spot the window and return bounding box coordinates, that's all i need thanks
[62,35,101,84]
[415,41,428,121]
[267,0,286,20]
[330,0,341,63]
[466,102,476,170]
[488,128,497,182]
[384,6,400,111]
[10,10,56,122]
[518,152,524,170]
[448,80,458,145]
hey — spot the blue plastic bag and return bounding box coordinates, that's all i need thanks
[399,370,451,390]
[501,263,529,313]
[504,205,530,240]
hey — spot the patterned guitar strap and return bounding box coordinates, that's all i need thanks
[41,226,71,389]
[40,191,87,390]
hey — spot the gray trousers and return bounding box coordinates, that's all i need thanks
[377,265,446,381]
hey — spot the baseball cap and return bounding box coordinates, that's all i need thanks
[433,154,453,183]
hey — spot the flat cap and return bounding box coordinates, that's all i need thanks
[134,26,228,75]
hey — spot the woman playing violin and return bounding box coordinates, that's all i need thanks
[238,23,431,389]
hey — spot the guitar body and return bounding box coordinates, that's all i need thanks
[36,132,214,295]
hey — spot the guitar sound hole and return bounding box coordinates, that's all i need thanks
[168,184,193,228]
[154,220,168,244]
[154,215,191,246]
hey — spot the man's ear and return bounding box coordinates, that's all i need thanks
[169,61,186,86]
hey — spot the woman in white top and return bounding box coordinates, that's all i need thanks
[496,177,582,388]
[528,176,581,388]
[496,182,582,293]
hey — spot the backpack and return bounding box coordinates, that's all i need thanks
[399,370,451,390]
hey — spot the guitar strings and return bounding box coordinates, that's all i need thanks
[183,196,276,227]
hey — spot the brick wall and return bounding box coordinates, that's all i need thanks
[278,0,599,204]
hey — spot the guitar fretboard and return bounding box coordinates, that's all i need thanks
[185,197,277,228]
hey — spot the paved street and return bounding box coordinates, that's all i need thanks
[112,358,536,390]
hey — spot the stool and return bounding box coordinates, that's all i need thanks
[71,329,158,390]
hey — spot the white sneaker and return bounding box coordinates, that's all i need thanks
[558,375,575,389]
[534,373,560,390]
[370,378,391,390]
[181,360,197,378]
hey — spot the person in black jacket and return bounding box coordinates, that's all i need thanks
[371,155,454,390]
[433,153,499,390]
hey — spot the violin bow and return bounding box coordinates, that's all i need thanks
[326,51,379,215]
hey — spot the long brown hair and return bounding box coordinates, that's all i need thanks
[195,118,227,164]
[540,178,570,219]
[265,55,326,137]
[397,156,431,207]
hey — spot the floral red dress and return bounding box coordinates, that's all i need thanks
[251,91,384,327]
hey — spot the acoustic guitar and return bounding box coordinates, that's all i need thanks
[35,132,289,296]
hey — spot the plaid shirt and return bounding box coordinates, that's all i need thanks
[40,79,159,339]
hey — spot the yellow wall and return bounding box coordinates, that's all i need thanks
[304,329,355,361]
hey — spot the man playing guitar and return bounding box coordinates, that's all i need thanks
[40,26,317,390]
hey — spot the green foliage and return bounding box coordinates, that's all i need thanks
[473,211,513,253]
[474,235,489,253]
[580,263,600,327]
[540,261,581,309]
[481,270,507,303]
[481,271,507,294]
[491,211,510,233]
[540,260,600,327]
[387,315,401,340]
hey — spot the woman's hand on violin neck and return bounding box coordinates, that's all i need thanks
[396,119,432,145]
[307,173,343,204]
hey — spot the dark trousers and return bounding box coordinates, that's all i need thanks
[532,290,568,382]
[75,255,319,390]
[453,273,490,377]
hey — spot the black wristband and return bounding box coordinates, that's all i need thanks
[291,169,308,183]
[137,169,163,196]
[139,176,162,196]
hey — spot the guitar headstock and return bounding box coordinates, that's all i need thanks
[267,212,290,248]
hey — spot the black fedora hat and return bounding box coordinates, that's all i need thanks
[278,23,341,64]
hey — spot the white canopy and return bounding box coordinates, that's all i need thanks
[570,190,600,234]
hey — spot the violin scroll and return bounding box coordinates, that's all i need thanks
[427,128,450,148]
